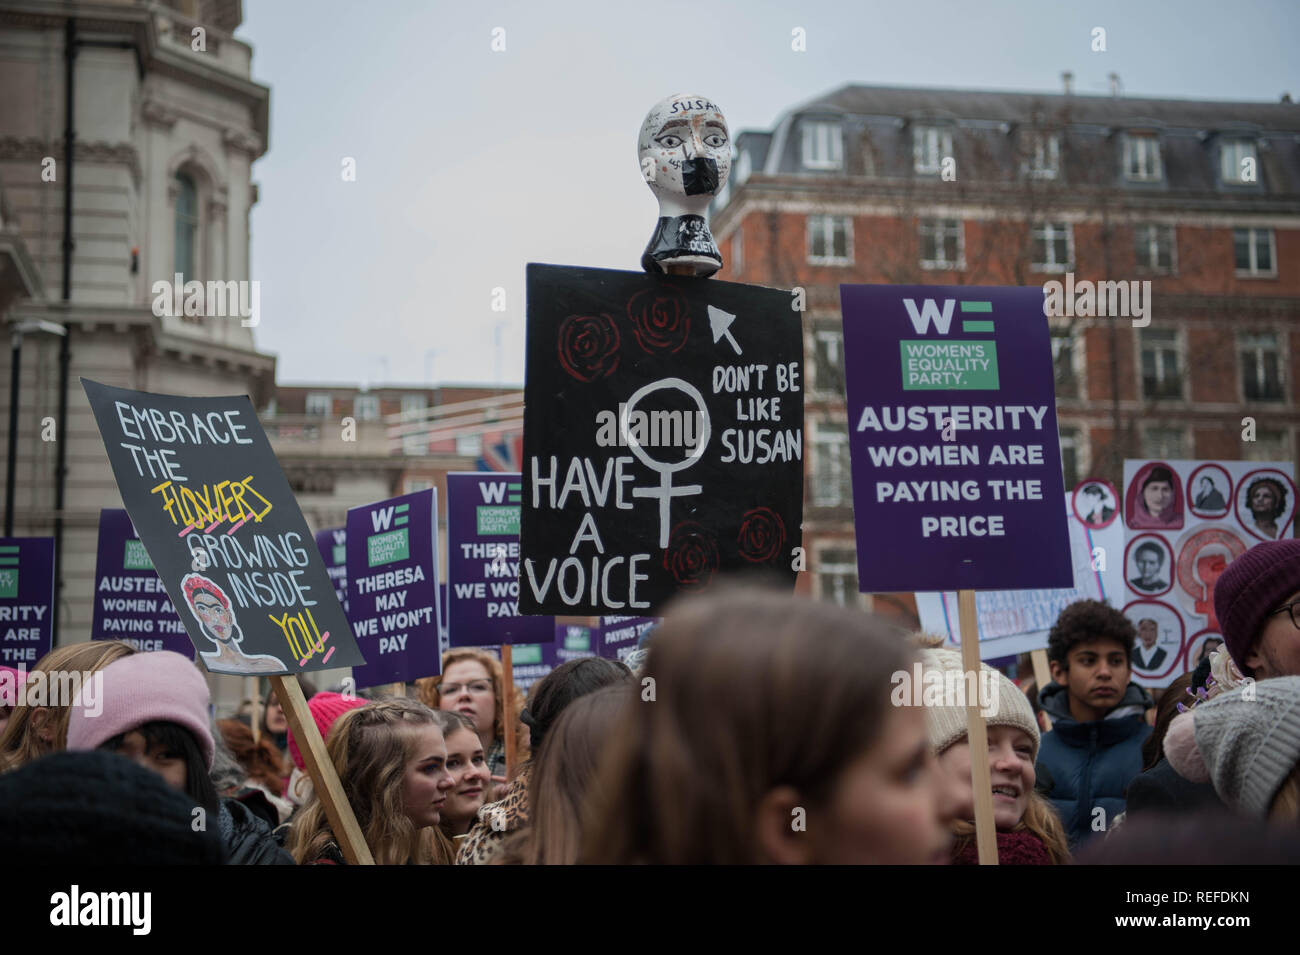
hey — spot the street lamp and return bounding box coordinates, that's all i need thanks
[5,319,67,536]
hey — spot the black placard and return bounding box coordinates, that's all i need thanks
[81,379,365,675]
[520,264,803,615]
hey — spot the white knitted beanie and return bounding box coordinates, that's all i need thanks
[1167,676,1300,817]
[916,647,1040,760]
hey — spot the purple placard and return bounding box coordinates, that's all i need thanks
[446,473,554,647]
[597,615,657,663]
[840,284,1072,592]
[90,509,193,657]
[345,489,441,688]
[0,537,54,668]
[314,527,348,615]
[506,624,598,693]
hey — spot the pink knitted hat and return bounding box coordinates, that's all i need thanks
[287,691,367,771]
[66,650,214,770]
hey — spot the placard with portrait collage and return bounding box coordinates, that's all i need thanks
[1121,459,1296,687]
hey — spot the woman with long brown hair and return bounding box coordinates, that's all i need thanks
[498,684,630,865]
[0,640,136,772]
[427,709,489,864]
[288,698,454,865]
[584,587,958,864]
[415,648,528,790]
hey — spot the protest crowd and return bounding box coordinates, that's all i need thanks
[1,535,1298,866]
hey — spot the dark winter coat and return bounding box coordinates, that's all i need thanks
[1124,758,1222,816]
[1035,680,1152,849]
[219,797,296,865]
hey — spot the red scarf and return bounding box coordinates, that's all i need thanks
[951,829,1054,865]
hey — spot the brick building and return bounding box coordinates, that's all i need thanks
[265,382,522,534]
[710,83,1300,625]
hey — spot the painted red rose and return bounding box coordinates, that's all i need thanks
[557,313,620,382]
[737,507,785,563]
[626,286,689,354]
[663,521,719,589]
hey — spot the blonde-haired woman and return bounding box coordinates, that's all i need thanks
[914,640,1070,864]
[289,698,454,865]
[0,640,136,772]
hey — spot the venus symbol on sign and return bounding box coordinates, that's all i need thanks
[621,377,712,548]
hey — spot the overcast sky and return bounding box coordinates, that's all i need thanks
[237,0,1299,389]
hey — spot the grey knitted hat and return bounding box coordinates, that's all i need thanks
[1165,676,1300,816]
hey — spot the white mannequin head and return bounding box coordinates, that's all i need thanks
[638,94,731,276]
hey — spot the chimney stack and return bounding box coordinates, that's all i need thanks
[1109,72,1122,97]
[1061,71,1074,96]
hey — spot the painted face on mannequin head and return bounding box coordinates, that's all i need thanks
[639,94,731,277]
[638,94,731,209]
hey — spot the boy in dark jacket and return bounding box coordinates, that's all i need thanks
[1035,600,1152,849]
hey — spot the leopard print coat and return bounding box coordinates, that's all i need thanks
[455,772,529,865]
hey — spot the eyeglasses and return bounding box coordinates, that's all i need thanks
[442,680,492,696]
[1268,599,1300,631]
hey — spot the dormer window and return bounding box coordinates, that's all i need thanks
[913,125,952,175]
[801,121,843,170]
[1024,131,1060,179]
[1123,132,1162,182]
[735,148,752,185]
[1220,138,1258,185]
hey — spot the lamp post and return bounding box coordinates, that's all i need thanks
[4,319,67,536]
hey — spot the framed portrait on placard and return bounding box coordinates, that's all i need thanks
[1123,599,1184,682]
[1187,463,1232,519]
[1072,478,1119,530]
[1236,468,1296,542]
[1125,461,1184,531]
[1125,533,1173,597]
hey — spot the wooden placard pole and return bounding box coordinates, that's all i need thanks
[957,589,998,866]
[501,644,515,779]
[1030,648,1054,732]
[248,676,261,744]
[270,674,375,865]
[388,682,405,699]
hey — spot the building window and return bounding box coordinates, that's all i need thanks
[1024,131,1060,179]
[1123,133,1163,182]
[174,171,199,282]
[1058,426,1080,489]
[1240,332,1284,401]
[1144,425,1187,459]
[1051,328,1079,398]
[404,478,433,495]
[735,148,752,185]
[816,546,861,607]
[801,121,843,170]
[731,232,743,275]
[305,392,332,417]
[1220,139,1257,185]
[812,329,845,396]
[812,424,853,507]
[913,125,952,175]
[400,394,428,455]
[353,394,380,421]
[807,215,852,265]
[1031,222,1072,272]
[1243,428,1292,463]
[1141,329,1182,399]
[456,433,483,457]
[919,218,964,270]
[1135,224,1175,273]
[1234,227,1275,277]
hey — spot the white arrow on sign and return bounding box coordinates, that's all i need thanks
[708,305,742,356]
